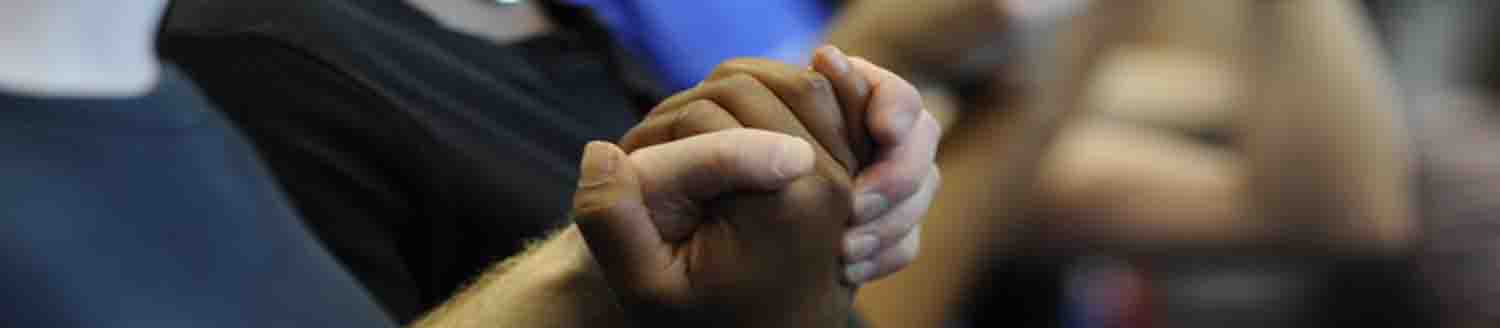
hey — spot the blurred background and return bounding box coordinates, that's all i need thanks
[653,0,1495,327]
[10,0,1500,327]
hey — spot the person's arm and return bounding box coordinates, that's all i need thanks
[400,121,851,328]
[411,227,625,328]
[1242,0,1413,249]
[825,0,1005,80]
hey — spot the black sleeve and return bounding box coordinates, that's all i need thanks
[161,34,438,321]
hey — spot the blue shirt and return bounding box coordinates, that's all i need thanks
[567,0,834,91]
[0,67,394,327]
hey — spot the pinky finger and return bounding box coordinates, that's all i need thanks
[844,224,921,284]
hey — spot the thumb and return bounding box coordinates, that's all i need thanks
[572,141,668,288]
[629,128,817,240]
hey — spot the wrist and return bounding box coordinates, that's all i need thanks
[524,226,623,322]
[414,226,622,328]
[534,226,607,292]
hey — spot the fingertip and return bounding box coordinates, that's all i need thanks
[872,107,923,146]
[853,192,891,224]
[853,161,939,224]
[911,109,944,145]
[579,141,624,188]
[877,226,922,279]
[855,225,922,283]
[710,129,816,189]
[769,132,817,183]
[851,58,925,146]
[574,141,641,226]
[813,45,851,75]
[844,233,880,262]
[844,261,876,284]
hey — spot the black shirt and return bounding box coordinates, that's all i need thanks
[160,0,644,321]
[0,67,394,327]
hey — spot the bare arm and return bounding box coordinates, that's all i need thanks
[411,226,626,328]
[1242,0,1413,249]
[825,0,1004,80]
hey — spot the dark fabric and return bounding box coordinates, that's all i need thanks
[0,67,394,328]
[159,0,642,322]
[1411,90,1500,324]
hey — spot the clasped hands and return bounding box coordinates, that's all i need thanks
[572,47,941,327]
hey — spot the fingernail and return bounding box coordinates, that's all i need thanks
[845,234,880,261]
[854,192,889,223]
[823,45,851,74]
[770,137,814,181]
[578,141,618,187]
[845,261,876,283]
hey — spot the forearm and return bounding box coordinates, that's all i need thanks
[412,226,627,328]
[1244,0,1413,249]
[826,0,1002,79]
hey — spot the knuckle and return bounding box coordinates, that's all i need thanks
[642,101,678,117]
[707,136,747,178]
[717,73,760,92]
[805,173,849,197]
[792,71,833,97]
[669,100,711,139]
[872,211,918,241]
[882,169,924,200]
[719,57,763,70]
[621,118,669,151]
[618,128,649,151]
[711,58,765,79]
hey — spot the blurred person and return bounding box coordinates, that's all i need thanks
[855,0,1423,326]
[1387,0,1500,325]
[159,0,941,326]
[978,0,1412,266]
[1038,1,1420,326]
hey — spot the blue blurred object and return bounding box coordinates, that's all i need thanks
[566,0,834,91]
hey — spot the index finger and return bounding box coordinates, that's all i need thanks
[813,46,875,168]
[706,58,861,175]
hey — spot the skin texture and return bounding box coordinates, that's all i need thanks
[577,131,852,328]
[826,0,1007,79]
[602,53,869,327]
[857,2,1411,327]
[606,65,858,326]
[417,50,938,328]
[621,48,941,285]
